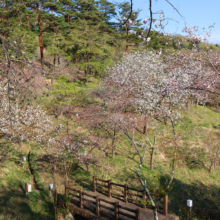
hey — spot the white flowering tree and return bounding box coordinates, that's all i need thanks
[0,80,56,161]
[101,51,220,220]
[0,37,55,162]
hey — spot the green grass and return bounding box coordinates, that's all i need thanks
[0,146,54,220]
[1,81,220,219]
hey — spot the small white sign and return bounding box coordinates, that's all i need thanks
[26,183,31,194]
[187,199,193,207]
[49,183,53,190]
[23,156,26,162]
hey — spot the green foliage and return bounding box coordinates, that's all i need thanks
[198,123,210,128]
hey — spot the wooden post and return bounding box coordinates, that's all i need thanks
[142,190,146,209]
[114,201,119,220]
[93,176,96,192]
[163,195,168,215]
[79,189,83,209]
[136,209,141,220]
[96,196,100,216]
[65,180,68,196]
[124,184,128,203]
[108,180,111,198]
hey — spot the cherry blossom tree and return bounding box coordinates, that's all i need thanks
[100,49,220,220]
[0,38,55,162]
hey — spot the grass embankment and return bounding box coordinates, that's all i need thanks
[34,98,220,218]
[0,75,220,219]
[0,144,54,220]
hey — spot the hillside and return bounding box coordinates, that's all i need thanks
[0,73,220,219]
[0,1,220,220]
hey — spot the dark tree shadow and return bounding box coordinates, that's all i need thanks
[0,180,54,220]
[159,175,220,220]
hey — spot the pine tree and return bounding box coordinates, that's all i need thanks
[117,1,142,53]
[64,19,115,76]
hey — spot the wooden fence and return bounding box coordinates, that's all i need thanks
[93,176,168,215]
[65,185,141,220]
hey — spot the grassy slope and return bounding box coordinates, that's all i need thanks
[0,77,220,219]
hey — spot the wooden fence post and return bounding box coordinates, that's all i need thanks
[65,183,68,196]
[114,201,119,220]
[142,190,146,209]
[124,184,128,203]
[136,209,141,220]
[96,196,100,216]
[93,176,96,192]
[108,180,111,198]
[163,195,168,215]
[79,189,83,209]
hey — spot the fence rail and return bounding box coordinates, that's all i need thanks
[93,176,168,216]
[65,185,141,220]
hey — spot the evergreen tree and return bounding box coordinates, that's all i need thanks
[64,19,115,76]
[117,1,142,53]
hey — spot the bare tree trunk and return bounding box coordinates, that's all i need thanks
[2,17,5,37]
[86,164,90,173]
[209,163,214,172]
[51,74,54,90]
[164,117,168,125]
[27,16,30,31]
[150,148,155,170]
[196,99,199,107]
[38,13,44,69]
[143,116,147,134]
[112,127,116,158]
[126,27,129,53]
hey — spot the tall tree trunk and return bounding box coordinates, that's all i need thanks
[86,164,90,173]
[27,16,30,31]
[143,116,147,134]
[209,163,214,172]
[1,17,5,36]
[85,51,88,76]
[126,27,129,53]
[150,148,155,170]
[112,127,116,158]
[38,13,44,69]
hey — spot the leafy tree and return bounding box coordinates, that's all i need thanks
[117,1,142,53]
[64,19,115,76]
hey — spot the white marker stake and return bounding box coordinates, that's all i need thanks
[23,156,26,168]
[49,183,53,197]
[25,183,31,195]
[187,199,193,212]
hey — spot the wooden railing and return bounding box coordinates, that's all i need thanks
[65,185,141,220]
[93,176,168,216]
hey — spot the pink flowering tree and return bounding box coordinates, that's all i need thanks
[100,50,220,220]
[49,131,109,175]
[0,38,57,162]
